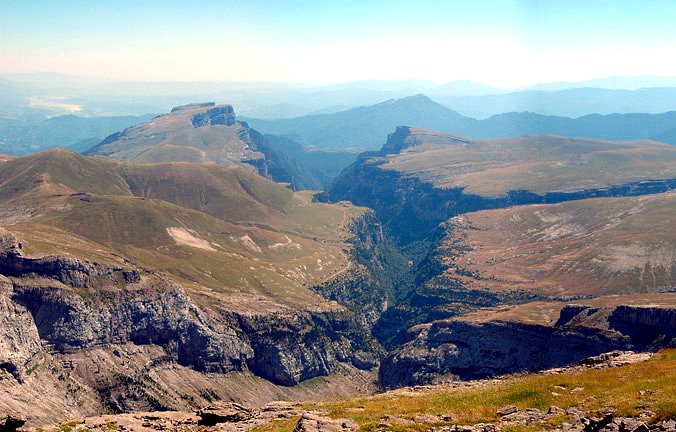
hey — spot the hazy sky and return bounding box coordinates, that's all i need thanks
[2,0,676,87]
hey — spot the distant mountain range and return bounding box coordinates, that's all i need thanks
[436,87,676,118]
[246,94,676,150]
[5,72,676,119]
[0,113,156,155]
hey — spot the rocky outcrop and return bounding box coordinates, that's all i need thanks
[293,412,357,432]
[379,303,676,388]
[239,308,378,385]
[0,233,380,396]
[197,402,255,426]
[0,276,42,383]
[191,105,236,127]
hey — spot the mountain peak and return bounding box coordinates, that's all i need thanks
[395,93,436,104]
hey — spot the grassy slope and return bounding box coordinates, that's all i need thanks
[374,130,676,196]
[257,350,676,431]
[0,149,132,203]
[86,104,262,165]
[434,192,676,297]
[0,150,364,308]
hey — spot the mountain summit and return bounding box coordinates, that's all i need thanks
[86,102,260,165]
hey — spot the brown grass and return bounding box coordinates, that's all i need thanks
[259,350,676,431]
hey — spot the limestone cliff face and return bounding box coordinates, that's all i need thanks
[379,303,676,388]
[0,276,42,383]
[190,105,236,127]
[0,228,380,398]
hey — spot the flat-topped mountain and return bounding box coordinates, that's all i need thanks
[85,102,351,190]
[326,127,676,242]
[373,128,676,196]
[86,102,260,165]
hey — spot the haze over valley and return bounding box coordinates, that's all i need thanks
[0,1,675,431]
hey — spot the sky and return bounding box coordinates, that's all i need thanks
[2,0,676,87]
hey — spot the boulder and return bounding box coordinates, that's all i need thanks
[497,406,518,417]
[293,412,357,432]
[197,402,255,426]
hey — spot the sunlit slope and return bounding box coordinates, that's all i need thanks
[376,128,676,196]
[433,192,676,297]
[0,149,364,306]
[86,103,265,166]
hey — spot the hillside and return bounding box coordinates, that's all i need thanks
[0,149,388,424]
[0,148,372,303]
[431,193,676,298]
[26,349,676,431]
[244,95,470,150]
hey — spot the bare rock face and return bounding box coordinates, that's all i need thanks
[197,402,255,426]
[191,105,236,127]
[8,271,377,384]
[380,303,676,388]
[0,238,381,425]
[0,277,42,383]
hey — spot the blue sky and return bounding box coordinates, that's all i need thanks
[2,0,676,86]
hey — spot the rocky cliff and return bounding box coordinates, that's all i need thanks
[0,213,384,423]
[321,127,676,389]
[324,127,676,243]
[380,299,676,388]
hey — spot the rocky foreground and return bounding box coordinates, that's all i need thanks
[10,350,673,432]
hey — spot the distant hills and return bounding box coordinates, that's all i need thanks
[437,87,676,118]
[6,72,676,119]
[244,95,466,150]
[247,94,676,150]
[0,113,156,155]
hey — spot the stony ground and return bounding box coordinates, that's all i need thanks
[11,351,674,432]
